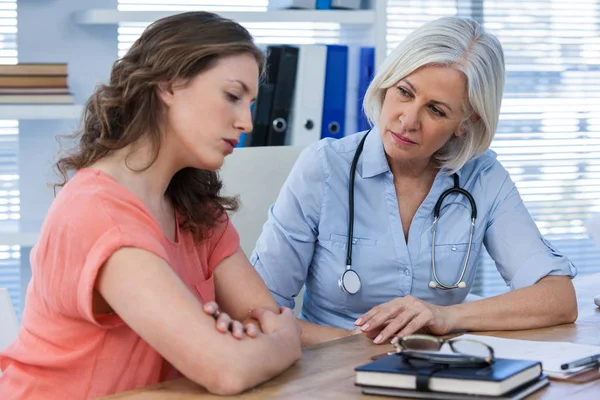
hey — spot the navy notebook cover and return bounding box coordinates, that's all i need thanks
[355,354,540,382]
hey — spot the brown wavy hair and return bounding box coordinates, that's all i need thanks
[54,11,266,240]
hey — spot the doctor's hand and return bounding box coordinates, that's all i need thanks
[353,296,454,344]
[202,301,260,339]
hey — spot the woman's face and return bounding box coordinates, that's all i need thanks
[159,53,259,171]
[378,65,468,168]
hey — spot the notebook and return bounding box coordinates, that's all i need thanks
[355,354,542,397]
[360,375,549,400]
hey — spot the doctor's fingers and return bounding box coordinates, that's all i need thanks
[371,310,421,344]
[356,298,412,331]
[390,313,433,345]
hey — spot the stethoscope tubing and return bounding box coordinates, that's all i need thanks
[341,129,477,295]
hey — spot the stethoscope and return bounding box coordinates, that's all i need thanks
[338,129,478,295]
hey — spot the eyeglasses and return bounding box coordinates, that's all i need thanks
[392,334,495,365]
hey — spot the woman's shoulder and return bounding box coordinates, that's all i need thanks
[43,169,159,241]
[299,131,368,171]
[309,131,367,155]
[460,149,509,184]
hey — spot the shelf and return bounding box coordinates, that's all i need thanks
[73,9,376,25]
[0,105,83,120]
[0,232,38,246]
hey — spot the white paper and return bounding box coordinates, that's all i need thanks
[442,334,600,377]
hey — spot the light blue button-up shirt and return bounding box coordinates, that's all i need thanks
[250,128,577,330]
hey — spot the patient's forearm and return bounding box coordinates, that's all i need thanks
[448,276,577,332]
[298,319,354,347]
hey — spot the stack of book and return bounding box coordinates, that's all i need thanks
[355,353,549,400]
[0,63,73,104]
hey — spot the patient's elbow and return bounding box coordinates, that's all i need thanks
[186,356,250,395]
[204,372,247,396]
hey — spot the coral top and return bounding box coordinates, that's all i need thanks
[0,169,239,399]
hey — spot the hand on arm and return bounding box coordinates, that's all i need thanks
[207,248,360,346]
[211,248,281,332]
[354,276,577,345]
[96,247,301,395]
[354,296,454,345]
[201,301,259,339]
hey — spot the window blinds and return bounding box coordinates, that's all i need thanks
[0,0,21,315]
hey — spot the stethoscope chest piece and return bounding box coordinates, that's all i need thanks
[339,267,361,295]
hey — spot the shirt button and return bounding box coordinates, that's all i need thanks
[451,245,457,251]
[404,269,411,276]
[352,238,358,244]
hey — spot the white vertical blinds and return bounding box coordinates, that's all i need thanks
[387,0,600,296]
[0,0,20,316]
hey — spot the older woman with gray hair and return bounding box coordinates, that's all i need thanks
[250,16,578,346]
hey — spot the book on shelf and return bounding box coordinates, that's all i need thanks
[0,75,67,88]
[0,87,70,94]
[355,353,542,397]
[0,94,74,104]
[360,375,550,400]
[0,63,68,76]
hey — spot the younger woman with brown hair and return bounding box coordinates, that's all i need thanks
[0,11,301,399]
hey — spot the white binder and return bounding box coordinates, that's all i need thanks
[268,0,317,9]
[287,45,327,146]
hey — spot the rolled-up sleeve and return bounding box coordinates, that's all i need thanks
[484,168,577,291]
[250,145,325,309]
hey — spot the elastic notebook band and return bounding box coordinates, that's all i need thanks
[415,370,434,392]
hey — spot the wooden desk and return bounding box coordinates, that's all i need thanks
[104,274,600,399]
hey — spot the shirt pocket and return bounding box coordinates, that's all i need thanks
[329,233,377,247]
[195,276,216,304]
[431,242,477,290]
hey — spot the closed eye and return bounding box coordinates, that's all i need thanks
[226,92,241,103]
[397,86,412,98]
[429,105,446,118]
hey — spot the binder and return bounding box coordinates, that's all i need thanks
[321,45,348,140]
[287,45,327,146]
[357,47,375,132]
[266,45,299,146]
[249,81,275,146]
[268,0,317,8]
[237,103,255,148]
[316,0,331,9]
[330,0,362,9]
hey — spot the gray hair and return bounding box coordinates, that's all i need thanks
[363,16,505,173]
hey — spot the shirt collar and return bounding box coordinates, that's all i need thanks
[359,126,390,178]
[358,127,468,180]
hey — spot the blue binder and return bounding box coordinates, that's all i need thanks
[321,45,348,140]
[316,0,331,9]
[237,103,256,148]
[357,47,375,132]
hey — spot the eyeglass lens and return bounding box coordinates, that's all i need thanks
[450,340,491,358]
[401,337,442,351]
